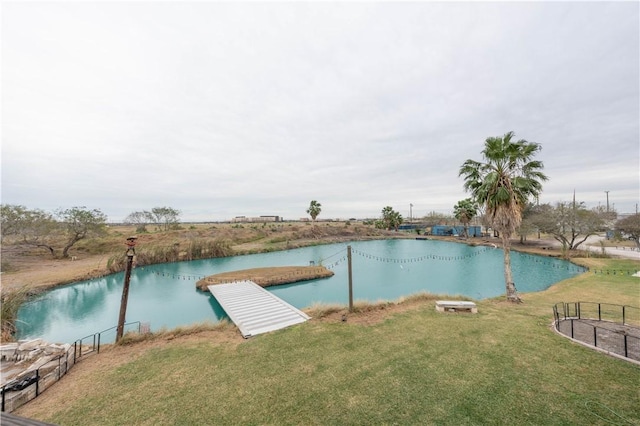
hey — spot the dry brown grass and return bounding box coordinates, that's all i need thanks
[306,292,452,326]
[195,265,334,290]
[118,320,241,346]
[0,221,393,291]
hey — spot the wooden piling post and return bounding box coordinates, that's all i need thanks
[348,245,353,312]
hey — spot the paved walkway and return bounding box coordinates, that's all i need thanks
[556,319,640,362]
[581,235,639,260]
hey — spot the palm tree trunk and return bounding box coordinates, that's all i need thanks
[501,234,521,303]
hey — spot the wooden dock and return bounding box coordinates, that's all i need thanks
[208,281,311,338]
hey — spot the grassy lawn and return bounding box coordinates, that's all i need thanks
[16,259,640,425]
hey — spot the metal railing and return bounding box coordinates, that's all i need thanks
[553,302,640,362]
[73,321,141,362]
[1,321,142,413]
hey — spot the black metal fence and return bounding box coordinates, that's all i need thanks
[553,302,640,362]
[1,321,142,413]
[72,321,142,361]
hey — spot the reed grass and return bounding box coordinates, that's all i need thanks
[1,285,37,341]
[106,238,233,272]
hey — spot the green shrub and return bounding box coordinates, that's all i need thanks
[268,237,288,244]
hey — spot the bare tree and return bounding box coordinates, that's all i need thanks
[123,211,150,232]
[530,201,605,251]
[146,207,181,231]
[1,204,59,256]
[615,213,640,248]
[56,207,108,258]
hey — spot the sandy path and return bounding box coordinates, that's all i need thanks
[1,254,110,291]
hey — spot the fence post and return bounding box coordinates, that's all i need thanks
[593,326,597,347]
[577,302,581,319]
[347,245,353,313]
[74,342,77,364]
[624,334,628,358]
[97,333,101,354]
[571,319,574,339]
[35,369,40,397]
[117,240,137,342]
[598,303,601,321]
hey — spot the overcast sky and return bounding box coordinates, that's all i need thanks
[2,2,638,222]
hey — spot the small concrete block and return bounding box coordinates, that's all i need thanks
[435,300,478,314]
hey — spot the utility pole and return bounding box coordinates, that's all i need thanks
[605,190,610,212]
[347,245,353,313]
[116,236,137,342]
[409,203,413,223]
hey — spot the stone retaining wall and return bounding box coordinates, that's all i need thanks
[1,340,76,413]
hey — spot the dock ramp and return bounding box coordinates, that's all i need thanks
[208,280,310,338]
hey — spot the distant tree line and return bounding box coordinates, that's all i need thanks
[0,205,183,258]
[449,196,621,250]
[2,194,636,268]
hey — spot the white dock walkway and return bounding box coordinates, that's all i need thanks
[208,280,311,338]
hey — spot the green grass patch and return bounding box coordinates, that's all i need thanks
[18,259,640,425]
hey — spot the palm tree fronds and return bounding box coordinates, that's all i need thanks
[459,131,547,302]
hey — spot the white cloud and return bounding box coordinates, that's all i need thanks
[2,2,638,221]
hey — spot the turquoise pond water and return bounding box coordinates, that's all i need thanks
[16,239,584,343]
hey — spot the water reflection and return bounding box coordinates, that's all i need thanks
[17,239,583,343]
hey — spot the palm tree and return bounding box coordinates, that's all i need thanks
[307,200,322,222]
[453,198,478,238]
[381,206,403,231]
[459,131,548,302]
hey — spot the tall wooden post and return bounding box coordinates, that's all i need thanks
[347,245,353,312]
[116,237,137,342]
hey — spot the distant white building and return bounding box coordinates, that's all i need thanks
[232,215,281,223]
